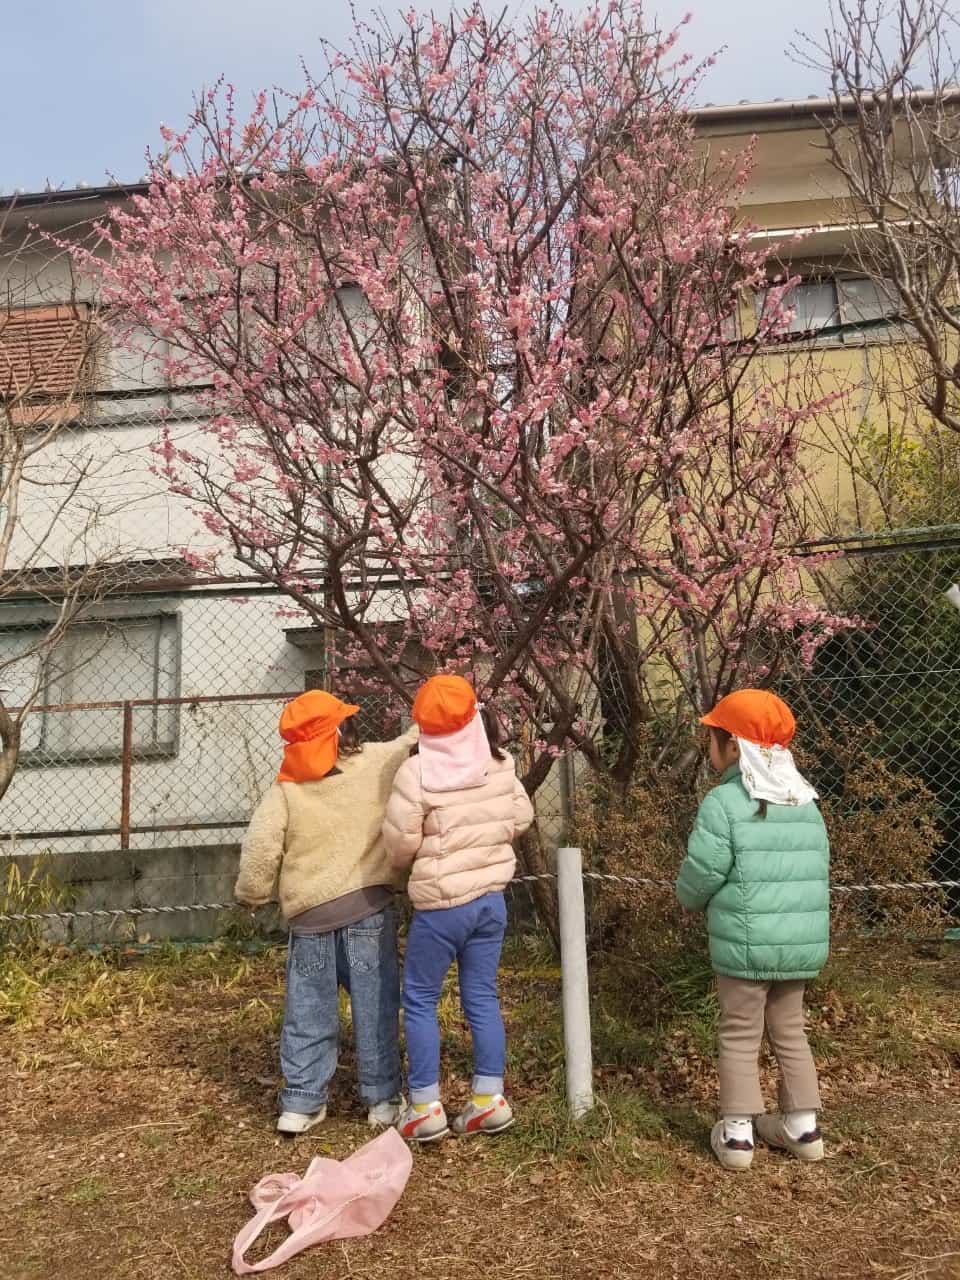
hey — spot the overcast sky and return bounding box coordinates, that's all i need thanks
[3,1,836,193]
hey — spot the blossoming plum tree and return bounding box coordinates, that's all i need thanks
[78,2,846,829]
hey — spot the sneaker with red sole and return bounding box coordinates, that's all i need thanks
[452,1095,515,1137]
[396,1101,450,1143]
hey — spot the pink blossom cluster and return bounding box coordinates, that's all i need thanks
[66,1,854,788]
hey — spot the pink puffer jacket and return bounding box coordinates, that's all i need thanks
[382,753,535,910]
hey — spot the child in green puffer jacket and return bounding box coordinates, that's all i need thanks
[676,689,830,1172]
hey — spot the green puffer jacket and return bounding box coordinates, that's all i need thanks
[676,765,830,981]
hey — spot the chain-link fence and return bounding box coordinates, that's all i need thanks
[0,576,571,882]
[0,527,958,941]
[785,527,960,896]
[0,585,305,856]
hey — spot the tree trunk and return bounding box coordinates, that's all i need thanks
[0,701,20,805]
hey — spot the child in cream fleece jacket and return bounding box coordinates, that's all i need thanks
[235,689,416,1136]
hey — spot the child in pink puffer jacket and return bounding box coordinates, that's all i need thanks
[382,675,534,1143]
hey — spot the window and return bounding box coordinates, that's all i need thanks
[839,277,902,324]
[0,304,101,421]
[757,276,902,341]
[0,614,180,764]
[323,283,378,355]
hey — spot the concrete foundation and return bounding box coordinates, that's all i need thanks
[6,843,283,945]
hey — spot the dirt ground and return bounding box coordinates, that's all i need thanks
[2,936,960,1280]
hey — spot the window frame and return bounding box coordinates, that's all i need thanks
[0,611,183,768]
[755,272,904,345]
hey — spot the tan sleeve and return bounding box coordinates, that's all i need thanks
[234,786,288,907]
[513,773,535,836]
[379,725,419,780]
[352,725,420,803]
[382,759,427,869]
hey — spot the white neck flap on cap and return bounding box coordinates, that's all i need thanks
[736,738,818,807]
[419,710,491,792]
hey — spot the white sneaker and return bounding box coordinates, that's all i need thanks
[757,1112,825,1162]
[368,1096,404,1129]
[710,1120,755,1171]
[276,1106,327,1136]
[452,1094,515,1137]
[396,1100,450,1143]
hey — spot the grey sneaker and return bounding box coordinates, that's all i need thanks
[710,1120,755,1171]
[452,1095,515,1137]
[397,1100,449,1143]
[277,1106,327,1136]
[368,1096,404,1129]
[757,1112,825,1162]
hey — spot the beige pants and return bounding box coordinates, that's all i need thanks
[716,976,822,1117]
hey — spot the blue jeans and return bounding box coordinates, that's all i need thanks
[402,891,508,1104]
[279,907,402,1113]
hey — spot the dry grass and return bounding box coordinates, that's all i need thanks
[2,937,960,1280]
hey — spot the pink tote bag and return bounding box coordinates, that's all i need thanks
[231,1127,413,1274]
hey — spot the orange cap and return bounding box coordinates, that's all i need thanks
[276,690,360,783]
[700,689,797,748]
[411,674,477,736]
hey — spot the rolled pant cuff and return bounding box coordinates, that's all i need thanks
[719,1091,765,1116]
[779,1090,822,1113]
[278,1088,327,1114]
[410,1083,442,1105]
[359,1076,403,1106]
[472,1075,504,1096]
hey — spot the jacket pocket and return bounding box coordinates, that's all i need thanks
[347,912,386,974]
[291,932,329,976]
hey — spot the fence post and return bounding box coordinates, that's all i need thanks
[119,701,133,852]
[557,845,594,1119]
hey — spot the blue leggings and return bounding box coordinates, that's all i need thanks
[402,891,508,1104]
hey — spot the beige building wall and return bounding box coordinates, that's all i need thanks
[694,99,940,538]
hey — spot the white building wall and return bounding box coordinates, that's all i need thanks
[1,205,310,855]
[1,589,318,856]
[2,224,216,573]
[1,197,567,867]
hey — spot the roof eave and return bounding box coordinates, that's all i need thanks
[691,87,960,129]
[0,182,150,215]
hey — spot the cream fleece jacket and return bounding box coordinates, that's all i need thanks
[234,727,418,921]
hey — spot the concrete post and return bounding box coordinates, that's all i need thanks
[557,845,594,1118]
